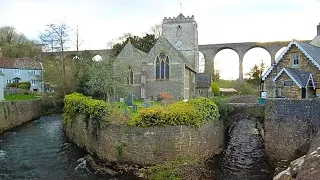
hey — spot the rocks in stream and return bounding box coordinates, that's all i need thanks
[273,155,306,180]
[0,150,7,162]
[220,117,273,180]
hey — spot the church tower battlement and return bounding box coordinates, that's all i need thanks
[162,13,199,72]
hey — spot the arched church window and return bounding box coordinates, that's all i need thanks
[127,67,134,85]
[156,52,169,80]
[176,25,182,38]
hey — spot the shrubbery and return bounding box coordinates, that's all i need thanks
[188,97,220,122]
[63,93,110,125]
[212,97,234,119]
[129,98,219,128]
[211,82,220,96]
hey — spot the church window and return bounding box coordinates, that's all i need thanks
[127,67,134,85]
[176,25,182,37]
[156,52,170,80]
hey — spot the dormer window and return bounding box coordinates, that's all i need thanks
[292,53,299,66]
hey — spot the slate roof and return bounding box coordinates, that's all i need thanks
[0,58,43,70]
[159,36,197,73]
[273,67,314,88]
[195,73,211,88]
[262,40,320,81]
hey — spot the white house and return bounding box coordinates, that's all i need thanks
[0,57,44,92]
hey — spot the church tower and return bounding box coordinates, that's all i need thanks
[162,14,199,72]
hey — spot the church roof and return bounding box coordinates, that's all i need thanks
[117,40,147,59]
[195,73,211,88]
[262,40,320,81]
[156,36,196,73]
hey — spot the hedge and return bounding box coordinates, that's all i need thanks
[129,98,220,128]
[63,93,110,125]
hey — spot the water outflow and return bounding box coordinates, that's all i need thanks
[0,114,135,180]
[220,118,273,180]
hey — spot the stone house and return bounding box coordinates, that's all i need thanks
[114,13,209,100]
[261,23,320,99]
[0,56,44,92]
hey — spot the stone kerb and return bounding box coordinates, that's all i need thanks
[65,115,225,165]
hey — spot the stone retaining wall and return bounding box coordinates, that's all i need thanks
[264,99,314,166]
[65,114,225,165]
[0,98,63,133]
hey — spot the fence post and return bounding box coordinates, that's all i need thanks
[0,72,4,101]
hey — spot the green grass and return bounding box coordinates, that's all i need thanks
[217,79,237,88]
[4,93,37,101]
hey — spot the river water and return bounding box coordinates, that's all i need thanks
[0,114,135,180]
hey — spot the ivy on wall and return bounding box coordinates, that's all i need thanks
[63,93,110,125]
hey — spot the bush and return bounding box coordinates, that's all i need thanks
[129,98,220,127]
[63,93,110,125]
[211,82,220,96]
[18,82,31,90]
[129,102,202,127]
[158,92,175,105]
[212,97,234,119]
[188,97,220,122]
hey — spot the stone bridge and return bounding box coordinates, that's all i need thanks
[42,49,111,60]
[199,40,310,80]
[43,40,311,80]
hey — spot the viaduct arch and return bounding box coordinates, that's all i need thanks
[199,40,310,80]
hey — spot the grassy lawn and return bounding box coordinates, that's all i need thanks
[217,79,237,88]
[4,93,37,101]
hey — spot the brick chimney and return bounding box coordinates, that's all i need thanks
[318,23,320,36]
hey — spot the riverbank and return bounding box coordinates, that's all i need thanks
[0,98,63,134]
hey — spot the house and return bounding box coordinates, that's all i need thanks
[0,54,44,92]
[261,23,320,99]
[114,13,211,100]
[195,73,212,97]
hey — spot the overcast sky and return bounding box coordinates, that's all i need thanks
[1,0,319,79]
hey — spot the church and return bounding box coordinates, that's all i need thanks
[114,13,211,100]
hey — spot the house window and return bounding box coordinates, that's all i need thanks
[292,53,299,66]
[284,80,293,87]
[6,79,11,84]
[30,70,36,75]
[14,69,20,75]
[156,52,169,80]
[31,80,36,85]
[0,69,3,73]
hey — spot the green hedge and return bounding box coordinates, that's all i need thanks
[63,93,110,125]
[188,97,220,122]
[129,98,220,128]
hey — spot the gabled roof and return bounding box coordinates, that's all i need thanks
[262,40,320,81]
[117,40,147,59]
[0,58,43,70]
[273,67,315,89]
[195,73,211,88]
[158,36,196,73]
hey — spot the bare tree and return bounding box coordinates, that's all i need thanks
[39,21,71,95]
[150,23,162,38]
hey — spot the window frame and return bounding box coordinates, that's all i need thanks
[14,69,20,75]
[292,53,299,67]
[155,52,170,80]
